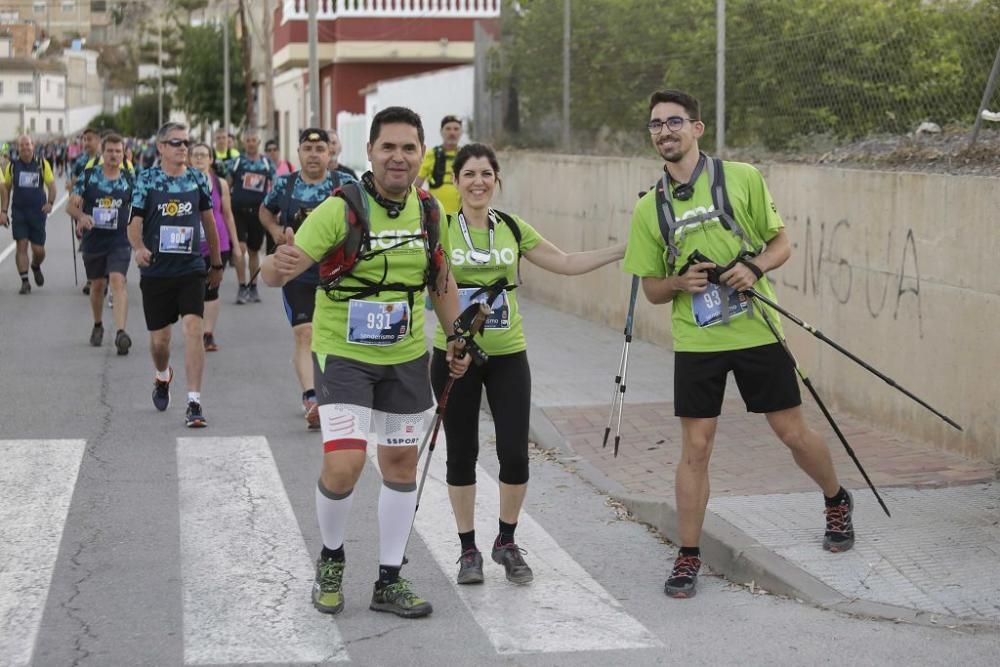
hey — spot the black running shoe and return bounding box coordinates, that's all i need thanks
[19,281,30,295]
[456,548,484,585]
[664,554,701,598]
[185,401,207,428]
[31,264,43,287]
[152,368,173,411]
[369,578,432,618]
[823,490,855,553]
[89,323,104,347]
[82,281,91,295]
[491,541,534,584]
[115,330,132,356]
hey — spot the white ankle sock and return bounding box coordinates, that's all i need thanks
[187,392,200,404]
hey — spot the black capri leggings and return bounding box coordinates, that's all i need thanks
[430,348,531,486]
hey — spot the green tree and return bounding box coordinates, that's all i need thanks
[174,20,247,128]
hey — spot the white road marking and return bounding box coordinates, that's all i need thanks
[0,193,69,266]
[368,431,662,655]
[0,439,86,667]
[177,436,349,665]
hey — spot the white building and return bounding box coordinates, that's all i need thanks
[0,58,67,138]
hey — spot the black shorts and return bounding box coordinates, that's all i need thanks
[140,273,206,331]
[233,206,265,251]
[282,280,316,326]
[83,246,131,280]
[202,251,232,302]
[674,342,801,418]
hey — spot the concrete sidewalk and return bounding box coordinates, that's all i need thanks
[518,298,1000,630]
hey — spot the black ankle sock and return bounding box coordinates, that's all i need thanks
[303,389,316,401]
[93,321,102,328]
[497,520,517,545]
[321,545,344,562]
[824,487,848,507]
[378,565,400,586]
[459,530,477,552]
[679,546,701,558]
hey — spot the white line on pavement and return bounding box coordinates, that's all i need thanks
[177,436,349,665]
[369,431,663,655]
[0,439,86,667]
[0,193,69,266]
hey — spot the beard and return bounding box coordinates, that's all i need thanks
[657,139,683,163]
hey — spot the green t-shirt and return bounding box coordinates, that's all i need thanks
[295,187,434,365]
[623,160,785,352]
[432,211,542,356]
[418,147,460,215]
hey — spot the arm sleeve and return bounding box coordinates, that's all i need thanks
[295,196,347,263]
[622,195,667,278]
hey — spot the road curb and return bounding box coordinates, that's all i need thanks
[529,402,999,634]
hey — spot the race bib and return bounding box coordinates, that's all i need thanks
[692,284,749,327]
[458,287,510,330]
[347,300,409,346]
[18,171,40,188]
[159,225,195,254]
[93,207,118,230]
[242,173,266,192]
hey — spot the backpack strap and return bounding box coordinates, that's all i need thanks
[428,145,447,189]
[489,208,523,287]
[280,171,299,226]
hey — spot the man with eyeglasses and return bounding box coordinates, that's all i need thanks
[623,89,853,599]
[229,128,275,304]
[128,122,225,428]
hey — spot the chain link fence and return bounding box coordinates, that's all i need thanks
[479,0,1000,168]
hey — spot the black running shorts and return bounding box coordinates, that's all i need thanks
[282,280,316,326]
[139,273,206,331]
[674,342,801,418]
[233,206,265,252]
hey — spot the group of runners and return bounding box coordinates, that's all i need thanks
[0,90,856,617]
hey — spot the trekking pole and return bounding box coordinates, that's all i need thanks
[745,287,962,432]
[69,219,79,286]
[752,298,891,518]
[602,274,639,457]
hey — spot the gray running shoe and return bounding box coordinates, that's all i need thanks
[823,490,855,553]
[152,368,172,412]
[115,330,132,356]
[30,264,43,287]
[248,284,261,303]
[312,558,345,614]
[369,578,432,618]
[664,554,701,599]
[89,323,104,347]
[456,548,484,585]
[235,285,249,304]
[491,542,534,584]
[19,281,30,295]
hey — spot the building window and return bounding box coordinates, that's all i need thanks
[92,1,107,12]
[19,81,33,95]
[63,1,75,12]
[33,2,45,14]
[58,83,64,98]
[30,117,36,131]
[46,118,52,133]
[59,118,64,133]
[0,81,4,96]
[323,78,332,130]
[46,79,51,92]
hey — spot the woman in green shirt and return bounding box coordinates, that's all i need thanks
[431,143,625,585]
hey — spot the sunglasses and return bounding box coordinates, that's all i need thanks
[161,139,191,148]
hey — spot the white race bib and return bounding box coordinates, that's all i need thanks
[347,300,409,345]
[692,284,749,327]
[158,225,195,254]
[457,287,510,330]
[93,207,118,230]
[18,171,40,188]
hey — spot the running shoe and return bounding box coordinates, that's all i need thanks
[115,330,131,356]
[823,490,855,553]
[312,558,346,614]
[82,281,91,295]
[185,401,207,428]
[89,323,104,347]
[456,548,484,585]
[491,541,534,584]
[152,368,173,411]
[369,578,432,618]
[303,397,320,430]
[664,554,702,599]
[248,284,261,303]
[30,264,43,287]
[235,285,249,304]
[203,333,219,352]
[19,281,30,295]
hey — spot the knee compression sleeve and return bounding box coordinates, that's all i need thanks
[320,403,371,453]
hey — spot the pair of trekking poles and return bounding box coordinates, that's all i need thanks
[603,252,963,518]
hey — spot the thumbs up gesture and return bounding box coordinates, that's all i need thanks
[272,226,302,279]
[283,226,295,246]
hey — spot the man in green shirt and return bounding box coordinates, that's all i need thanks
[261,106,470,619]
[415,115,462,215]
[623,90,854,599]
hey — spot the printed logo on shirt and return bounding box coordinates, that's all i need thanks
[157,199,194,217]
[674,205,722,244]
[369,229,424,251]
[97,196,124,209]
[450,247,517,266]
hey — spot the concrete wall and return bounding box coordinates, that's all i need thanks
[493,152,1000,463]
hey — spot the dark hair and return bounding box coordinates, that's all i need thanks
[299,127,330,145]
[82,127,99,137]
[648,89,701,121]
[441,115,461,128]
[452,143,502,189]
[369,106,424,145]
[265,139,279,150]
[101,133,124,150]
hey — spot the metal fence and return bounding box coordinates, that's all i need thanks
[478,0,1000,160]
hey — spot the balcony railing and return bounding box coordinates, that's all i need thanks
[282,0,501,20]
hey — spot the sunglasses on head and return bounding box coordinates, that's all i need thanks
[161,138,191,148]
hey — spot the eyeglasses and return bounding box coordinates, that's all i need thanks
[647,117,697,134]
[161,138,191,148]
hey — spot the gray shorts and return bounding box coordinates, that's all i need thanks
[313,352,433,414]
[83,246,131,280]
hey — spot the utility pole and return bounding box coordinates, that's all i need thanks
[263,0,275,136]
[157,17,163,128]
[224,0,231,135]
[308,0,319,126]
[716,0,726,154]
[561,0,570,150]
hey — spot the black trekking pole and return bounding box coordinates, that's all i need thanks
[602,274,640,457]
[69,219,79,286]
[745,287,962,432]
[752,299,892,517]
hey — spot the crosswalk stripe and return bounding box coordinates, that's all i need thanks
[0,439,86,667]
[369,433,663,654]
[177,436,349,665]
